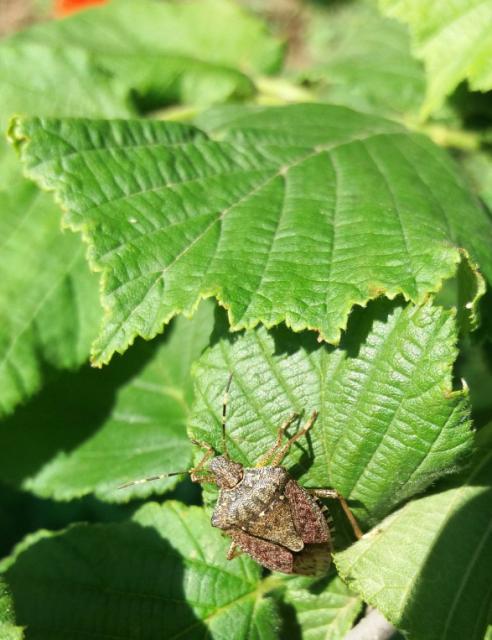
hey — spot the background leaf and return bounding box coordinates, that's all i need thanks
[11,105,492,364]
[0,300,215,503]
[379,0,492,118]
[0,141,101,417]
[3,0,284,113]
[301,2,425,117]
[0,577,23,640]
[190,300,472,528]
[335,424,492,640]
[281,574,363,640]
[1,501,280,640]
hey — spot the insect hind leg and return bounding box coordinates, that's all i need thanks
[309,489,363,540]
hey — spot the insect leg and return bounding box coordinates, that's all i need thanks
[310,489,363,540]
[255,412,299,467]
[226,541,243,560]
[269,410,319,466]
[189,440,216,483]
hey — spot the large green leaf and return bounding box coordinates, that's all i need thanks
[190,300,472,528]
[302,2,425,117]
[0,301,215,502]
[1,501,280,640]
[379,0,492,118]
[281,575,362,640]
[335,424,492,640]
[0,142,101,418]
[10,105,492,364]
[3,0,283,116]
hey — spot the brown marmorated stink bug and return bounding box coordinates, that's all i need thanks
[119,375,362,575]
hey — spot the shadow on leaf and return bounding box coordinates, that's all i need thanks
[4,519,206,640]
[0,334,163,487]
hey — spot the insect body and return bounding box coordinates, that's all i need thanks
[119,376,361,575]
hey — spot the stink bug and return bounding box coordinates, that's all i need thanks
[119,375,362,575]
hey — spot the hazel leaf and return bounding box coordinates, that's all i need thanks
[10,105,492,365]
[0,142,101,418]
[190,300,472,529]
[379,0,492,118]
[282,574,363,640]
[1,501,280,640]
[0,301,215,503]
[335,424,492,640]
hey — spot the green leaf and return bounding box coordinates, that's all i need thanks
[335,424,492,640]
[0,578,23,640]
[282,574,363,640]
[0,41,135,131]
[3,0,284,115]
[190,300,472,528]
[378,0,492,118]
[1,501,280,640]
[303,2,425,116]
[0,301,215,502]
[461,150,492,212]
[0,141,101,418]
[10,105,492,364]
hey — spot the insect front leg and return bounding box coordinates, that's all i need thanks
[268,410,319,467]
[255,412,299,467]
[189,439,216,484]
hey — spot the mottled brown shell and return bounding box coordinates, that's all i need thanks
[211,465,333,575]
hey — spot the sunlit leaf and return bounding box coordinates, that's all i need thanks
[379,0,492,118]
[190,300,472,528]
[336,424,492,640]
[10,105,492,364]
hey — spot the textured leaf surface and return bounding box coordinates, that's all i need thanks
[11,105,492,364]
[190,300,472,528]
[1,501,279,640]
[303,2,425,116]
[3,0,283,113]
[282,575,362,640]
[336,424,492,640]
[0,301,215,502]
[379,0,492,118]
[0,142,101,418]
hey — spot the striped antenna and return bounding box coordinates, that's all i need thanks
[118,470,188,490]
[222,373,233,458]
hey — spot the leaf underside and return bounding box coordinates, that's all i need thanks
[10,105,492,365]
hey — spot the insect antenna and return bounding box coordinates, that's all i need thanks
[222,373,233,458]
[118,470,188,490]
